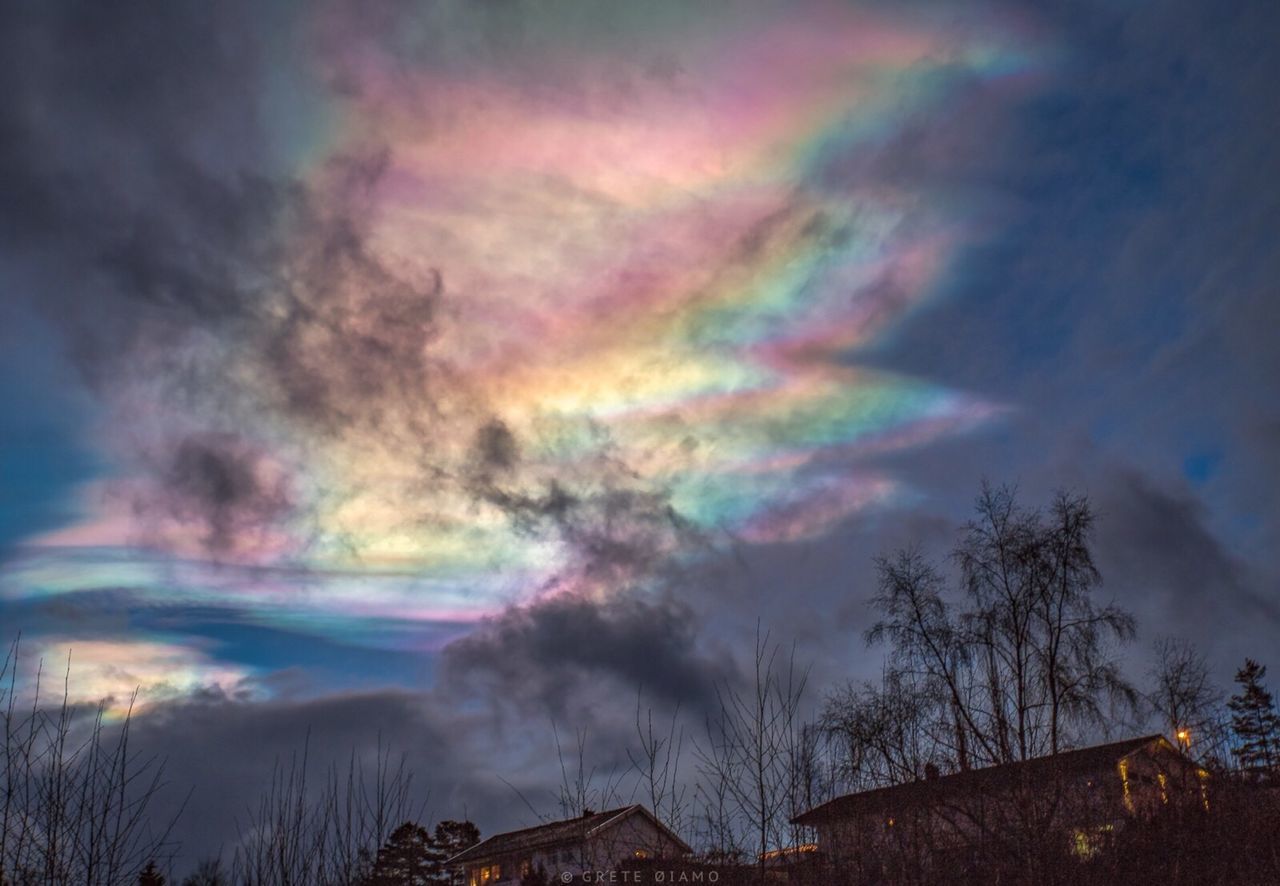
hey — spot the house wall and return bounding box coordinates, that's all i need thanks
[1118,745,1210,815]
[585,814,686,869]
[464,844,579,885]
[809,744,1211,869]
[462,814,687,884]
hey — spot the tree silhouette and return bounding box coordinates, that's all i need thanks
[427,820,480,884]
[363,822,435,886]
[1147,638,1215,746]
[2,640,181,886]
[1229,659,1280,780]
[138,860,166,886]
[180,857,228,886]
[860,485,1136,774]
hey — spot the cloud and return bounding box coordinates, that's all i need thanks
[1093,469,1280,651]
[849,0,1280,661]
[120,689,483,869]
[441,588,735,720]
[136,433,297,557]
[2,0,1276,872]
[0,2,275,328]
[16,637,258,716]
[2,0,1035,594]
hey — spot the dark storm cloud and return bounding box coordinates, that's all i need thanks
[441,588,734,719]
[123,689,499,866]
[1093,469,1280,644]
[455,397,711,685]
[0,3,272,332]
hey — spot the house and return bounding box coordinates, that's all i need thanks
[449,805,691,885]
[791,734,1210,875]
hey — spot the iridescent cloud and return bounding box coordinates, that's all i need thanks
[4,1,1043,659]
[17,638,256,717]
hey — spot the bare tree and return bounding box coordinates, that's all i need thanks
[551,722,625,822]
[864,485,1137,781]
[1,638,183,886]
[866,549,986,770]
[231,734,421,886]
[626,692,688,844]
[954,485,1136,761]
[1146,638,1216,751]
[694,625,810,878]
[787,720,836,835]
[821,669,942,791]
[690,716,741,865]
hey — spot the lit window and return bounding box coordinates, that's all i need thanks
[1072,829,1100,859]
[493,864,501,880]
[1117,759,1134,812]
[1071,824,1113,859]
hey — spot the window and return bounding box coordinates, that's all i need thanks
[520,859,532,877]
[1071,824,1114,859]
[634,849,649,859]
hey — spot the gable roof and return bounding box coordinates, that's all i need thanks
[793,734,1180,826]
[449,804,691,865]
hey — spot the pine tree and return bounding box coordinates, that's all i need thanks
[428,820,481,885]
[138,860,166,886]
[1228,658,1280,780]
[365,822,436,886]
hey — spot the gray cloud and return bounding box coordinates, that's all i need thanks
[1092,469,1280,660]
[440,588,735,721]
[142,433,295,555]
[842,0,1280,669]
[123,689,482,870]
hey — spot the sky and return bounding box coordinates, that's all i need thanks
[1,0,1278,869]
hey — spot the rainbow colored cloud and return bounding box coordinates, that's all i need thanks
[5,1,1042,651]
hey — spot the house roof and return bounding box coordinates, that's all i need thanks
[449,804,692,865]
[793,734,1177,826]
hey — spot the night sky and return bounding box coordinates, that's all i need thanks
[1,0,1277,867]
